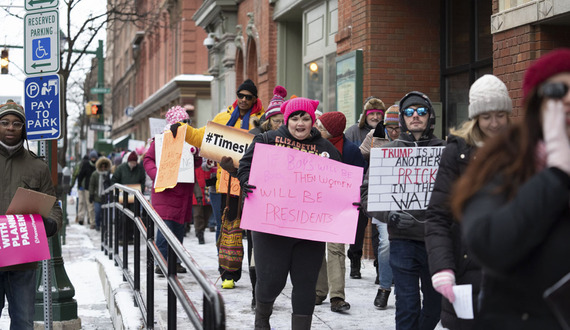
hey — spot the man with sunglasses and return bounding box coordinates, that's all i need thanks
[0,100,62,329]
[361,91,445,330]
[170,79,264,289]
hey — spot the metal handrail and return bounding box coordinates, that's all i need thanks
[100,183,225,329]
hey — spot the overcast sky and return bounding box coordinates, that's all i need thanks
[0,0,106,132]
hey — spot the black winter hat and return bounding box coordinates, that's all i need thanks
[237,79,258,97]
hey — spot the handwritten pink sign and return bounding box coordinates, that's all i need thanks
[0,214,50,267]
[241,144,363,244]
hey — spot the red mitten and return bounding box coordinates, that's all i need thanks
[431,269,456,303]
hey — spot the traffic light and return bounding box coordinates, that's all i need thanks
[85,101,102,116]
[91,103,102,115]
[1,49,8,74]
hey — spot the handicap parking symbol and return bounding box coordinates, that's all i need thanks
[32,37,51,61]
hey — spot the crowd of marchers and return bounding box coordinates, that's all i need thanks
[1,48,570,330]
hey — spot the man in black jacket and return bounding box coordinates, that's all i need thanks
[361,91,444,330]
[76,150,97,225]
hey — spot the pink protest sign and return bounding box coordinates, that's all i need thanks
[0,214,50,267]
[241,144,363,244]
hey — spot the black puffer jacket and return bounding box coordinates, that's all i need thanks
[425,135,481,328]
[462,167,570,329]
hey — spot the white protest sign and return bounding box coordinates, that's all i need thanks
[367,146,445,211]
[154,133,195,186]
[149,117,167,137]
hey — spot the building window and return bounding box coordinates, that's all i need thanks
[303,0,337,112]
[442,0,492,134]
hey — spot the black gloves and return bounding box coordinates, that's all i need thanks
[220,156,237,176]
[352,202,363,211]
[89,195,94,203]
[170,122,182,138]
[388,211,415,229]
[373,122,386,139]
[196,197,203,205]
[42,216,58,237]
[242,181,257,199]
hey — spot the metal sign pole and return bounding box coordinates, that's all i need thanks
[38,140,53,330]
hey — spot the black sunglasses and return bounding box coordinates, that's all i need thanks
[237,93,254,101]
[539,82,569,99]
[403,107,428,117]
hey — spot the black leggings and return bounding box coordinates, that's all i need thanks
[253,231,325,315]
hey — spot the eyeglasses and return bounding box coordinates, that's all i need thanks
[402,107,428,117]
[270,118,283,124]
[181,119,191,124]
[0,120,24,130]
[385,126,400,133]
[237,93,254,101]
[539,82,569,99]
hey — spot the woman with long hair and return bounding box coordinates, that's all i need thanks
[451,49,570,329]
[425,74,512,329]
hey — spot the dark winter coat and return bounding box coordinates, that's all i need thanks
[88,157,112,204]
[344,122,373,147]
[462,167,570,330]
[0,142,63,271]
[77,158,96,189]
[143,139,198,224]
[339,135,367,171]
[360,110,445,242]
[424,135,481,328]
[111,161,146,193]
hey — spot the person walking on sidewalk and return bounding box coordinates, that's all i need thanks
[360,105,400,309]
[143,105,198,275]
[237,97,342,330]
[314,111,366,313]
[77,150,98,225]
[89,156,112,231]
[452,48,570,330]
[424,74,512,329]
[0,99,62,329]
[112,151,146,244]
[361,91,444,330]
[169,79,265,290]
[345,96,387,279]
[192,153,211,245]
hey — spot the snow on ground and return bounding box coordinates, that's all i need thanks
[0,198,446,329]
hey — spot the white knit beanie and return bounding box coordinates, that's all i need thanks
[468,74,512,119]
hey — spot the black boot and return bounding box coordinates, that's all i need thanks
[250,267,257,310]
[197,230,205,244]
[254,301,273,329]
[349,256,361,279]
[373,289,391,309]
[291,314,312,330]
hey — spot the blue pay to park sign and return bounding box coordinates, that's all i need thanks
[24,74,61,141]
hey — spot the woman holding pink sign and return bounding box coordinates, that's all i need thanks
[237,97,342,330]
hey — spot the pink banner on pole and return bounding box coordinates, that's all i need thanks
[0,214,50,267]
[241,144,363,244]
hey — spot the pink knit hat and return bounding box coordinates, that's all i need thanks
[265,85,287,119]
[165,105,190,125]
[282,97,319,124]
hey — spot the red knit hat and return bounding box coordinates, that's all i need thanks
[523,48,570,100]
[318,112,346,137]
[282,97,319,124]
[127,151,138,162]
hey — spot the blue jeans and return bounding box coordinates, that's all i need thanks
[390,239,441,330]
[376,222,393,290]
[0,269,36,330]
[209,192,223,242]
[156,220,186,263]
[94,202,102,229]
